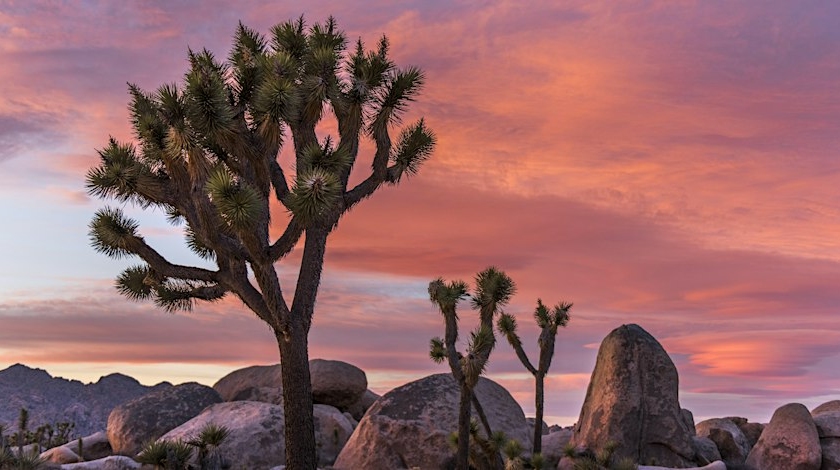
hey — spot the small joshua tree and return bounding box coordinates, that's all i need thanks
[429,267,516,470]
[187,423,231,470]
[17,408,28,456]
[497,299,571,454]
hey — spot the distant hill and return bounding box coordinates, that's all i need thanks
[0,364,171,437]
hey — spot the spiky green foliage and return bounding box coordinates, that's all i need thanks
[88,16,435,469]
[463,325,494,387]
[136,439,170,466]
[429,337,446,363]
[195,423,230,448]
[472,267,516,315]
[186,422,232,470]
[489,431,508,453]
[502,439,523,460]
[530,452,545,470]
[287,167,342,225]
[116,265,154,300]
[391,119,435,181]
[496,312,520,346]
[206,168,262,230]
[563,442,577,458]
[428,278,468,312]
[8,451,47,470]
[137,439,194,470]
[0,447,13,468]
[88,207,140,258]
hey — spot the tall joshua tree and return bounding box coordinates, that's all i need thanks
[429,267,516,470]
[497,299,572,454]
[86,17,435,470]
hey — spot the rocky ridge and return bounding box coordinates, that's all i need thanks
[0,364,171,437]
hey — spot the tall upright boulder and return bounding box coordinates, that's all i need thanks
[746,403,820,470]
[333,373,530,470]
[560,324,695,467]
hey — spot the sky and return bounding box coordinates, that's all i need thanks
[1,0,840,426]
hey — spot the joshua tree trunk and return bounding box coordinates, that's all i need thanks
[457,381,473,470]
[276,324,316,469]
[533,373,545,454]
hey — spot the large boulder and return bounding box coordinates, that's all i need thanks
[106,382,221,457]
[560,324,695,468]
[162,401,285,469]
[813,410,840,470]
[695,418,750,464]
[333,373,530,470]
[813,400,840,416]
[540,428,573,469]
[310,359,367,410]
[212,364,283,403]
[159,401,352,469]
[60,456,141,470]
[746,403,821,470]
[212,360,368,411]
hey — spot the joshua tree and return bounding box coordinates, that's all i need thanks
[497,299,572,454]
[17,408,28,456]
[86,16,434,470]
[429,267,516,470]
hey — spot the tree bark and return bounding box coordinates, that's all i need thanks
[276,322,316,470]
[533,373,545,454]
[457,382,473,470]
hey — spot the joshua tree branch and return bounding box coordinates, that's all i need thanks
[269,218,304,261]
[127,237,218,282]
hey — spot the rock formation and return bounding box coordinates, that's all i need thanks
[560,323,696,468]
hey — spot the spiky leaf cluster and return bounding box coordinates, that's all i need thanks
[88,207,140,258]
[535,299,572,331]
[391,118,435,181]
[207,167,262,229]
[429,337,447,364]
[428,278,468,313]
[472,267,516,322]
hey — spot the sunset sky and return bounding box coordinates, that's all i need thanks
[2,0,840,426]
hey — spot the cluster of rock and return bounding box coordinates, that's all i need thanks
[549,324,840,470]
[10,323,840,469]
